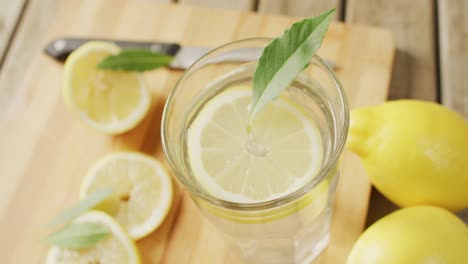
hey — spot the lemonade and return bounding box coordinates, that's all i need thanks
[186,86,323,203]
[162,39,348,264]
[184,80,337,264]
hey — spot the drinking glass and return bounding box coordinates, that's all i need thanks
[162,38,349,264]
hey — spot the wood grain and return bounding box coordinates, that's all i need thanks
[0,1,394,263]
[0,0,58,119]
[258,0,342,19]
[346,0,441,226]
[178,0,255,10]
[346,0,437,101]
[0,0,176,118]
[0,0,27,67]
[438,0,467,118]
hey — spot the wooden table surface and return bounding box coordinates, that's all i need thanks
[0,0,465,258]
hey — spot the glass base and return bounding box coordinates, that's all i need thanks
[232,208,332,264]
[201,176,338,264]
[237,232,330,264]
[298,233,330,264]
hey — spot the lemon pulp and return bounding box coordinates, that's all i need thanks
[80,152,173,240]
[63,42,150,134]
[46,211,140,264]
[187,86,323,203]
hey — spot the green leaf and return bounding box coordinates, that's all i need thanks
[46,222,109,249]
[48,188,112,227]
[97,49,173,71]
[250,9,336,125]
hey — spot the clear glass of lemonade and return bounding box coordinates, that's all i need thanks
[162,38,349,264]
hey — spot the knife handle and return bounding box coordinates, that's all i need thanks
[45,37,181,62]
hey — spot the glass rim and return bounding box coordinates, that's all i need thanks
[161,38,349,211]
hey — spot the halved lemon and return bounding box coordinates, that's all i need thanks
[46,211,140,264]
[63,41,151,134]
[187,86,323,203]
[80,152,173,240]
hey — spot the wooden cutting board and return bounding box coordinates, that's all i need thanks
[0,1,394,263]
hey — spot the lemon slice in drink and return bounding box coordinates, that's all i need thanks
[46,211,140,264]
[80,152,173,240]
[63,42,151,134]
[187,86,323,203]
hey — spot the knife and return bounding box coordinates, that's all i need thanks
[44,37,337,70]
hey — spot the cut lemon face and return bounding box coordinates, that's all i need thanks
[80,152,173,240]
[46,211,140,264]
[187,86,323,203]
[63,42,151,134]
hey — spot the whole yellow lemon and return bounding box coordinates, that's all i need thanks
[347,206,468,264]
[347,100,468,211]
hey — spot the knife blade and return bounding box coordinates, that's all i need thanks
[44,37,337,70]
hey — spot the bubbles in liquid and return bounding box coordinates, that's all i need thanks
[244,133,268,157]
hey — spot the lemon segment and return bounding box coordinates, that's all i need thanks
[187,86,323,203]
[63,41,151,134]
[80,152,173,240]
[46,211,140,264]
